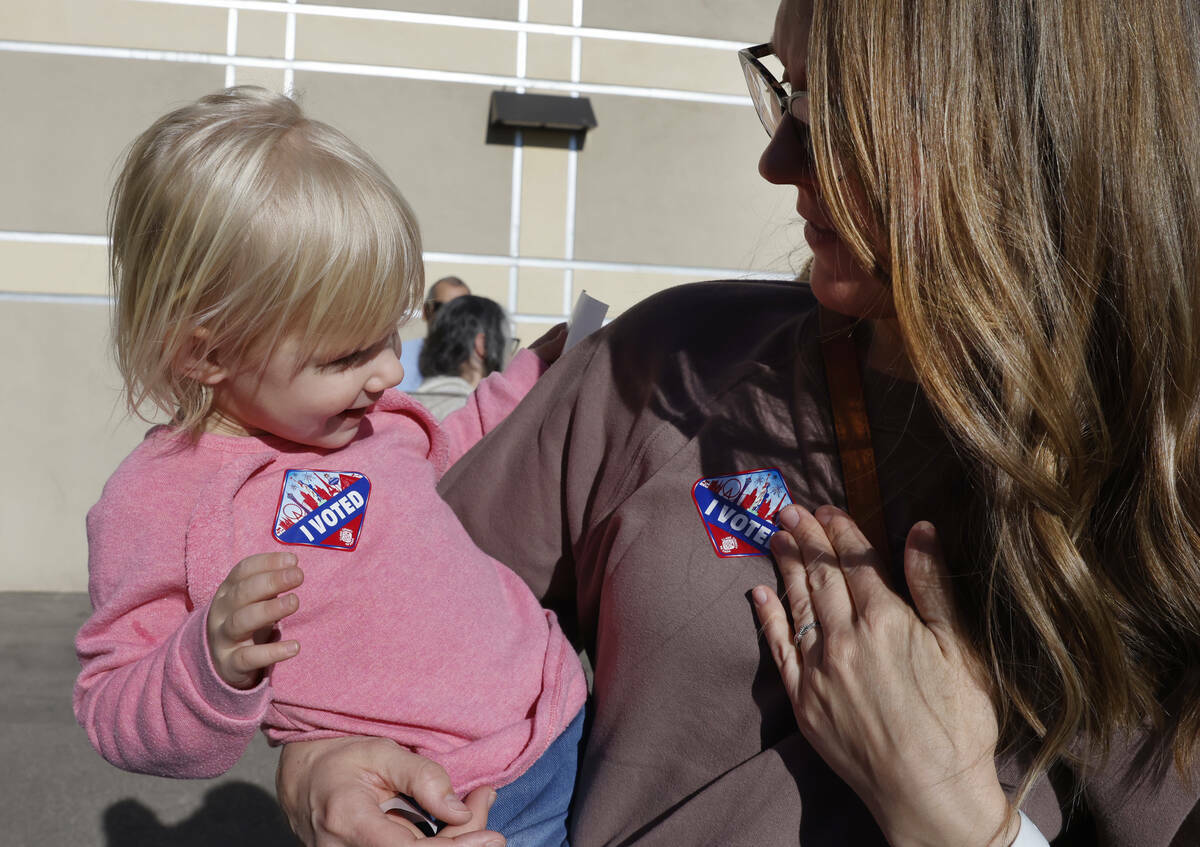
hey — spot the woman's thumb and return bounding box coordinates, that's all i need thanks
[904,521,960,642]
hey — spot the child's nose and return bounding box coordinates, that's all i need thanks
[364,347,404,393]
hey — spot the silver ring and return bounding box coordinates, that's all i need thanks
[793,620,820,645]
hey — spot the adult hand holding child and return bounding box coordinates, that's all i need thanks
[278,735,502,847]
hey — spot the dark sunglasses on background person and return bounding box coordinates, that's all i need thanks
[738,43,813,154]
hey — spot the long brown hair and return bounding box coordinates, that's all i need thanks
[808,0,1200,796]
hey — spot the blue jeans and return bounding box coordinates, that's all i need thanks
[487,707,585,847]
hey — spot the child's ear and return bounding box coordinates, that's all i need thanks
[174,327,228,386]
[473,331,486,361]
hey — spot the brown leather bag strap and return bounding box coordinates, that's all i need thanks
[811,308,891,563]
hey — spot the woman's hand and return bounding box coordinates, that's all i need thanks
[752,505,1018,847]
[276,736,504,847]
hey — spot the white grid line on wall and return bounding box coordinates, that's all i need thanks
[224,8,237,86]
[134,0,750,51]
[0,41,752,107]
[0,233,787,281]
[283,0,297,95]
[0,287,798,324]
[562,0,584,316]
[0,292,112,305]
[0,232,109,245]
[505,0,529,314]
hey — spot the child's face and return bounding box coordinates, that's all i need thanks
[206,330,404,449]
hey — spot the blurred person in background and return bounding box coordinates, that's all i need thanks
[397,275,471,391]
[411,295,516,421]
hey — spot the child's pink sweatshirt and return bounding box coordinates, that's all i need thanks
[74,351,587,793]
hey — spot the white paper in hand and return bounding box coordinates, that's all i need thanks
[565,290,609,352]
[379,794,440,835]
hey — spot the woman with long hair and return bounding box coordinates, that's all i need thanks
[748,0,1200,842]
[274,1,1200,844]
[412,295,514,420]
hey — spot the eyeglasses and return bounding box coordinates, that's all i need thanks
[506,336,521,359]
[738,43,812,151]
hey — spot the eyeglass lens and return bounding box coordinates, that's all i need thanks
[742,60,782,135]
[742,60,812,160]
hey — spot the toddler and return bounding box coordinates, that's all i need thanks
[74,88,586,844]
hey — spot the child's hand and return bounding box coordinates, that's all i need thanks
[206,552,304,690]
[528,322,568,366]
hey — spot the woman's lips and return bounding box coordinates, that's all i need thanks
[804,220,840,248]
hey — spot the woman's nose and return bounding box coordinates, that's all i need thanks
[758,118,814,188]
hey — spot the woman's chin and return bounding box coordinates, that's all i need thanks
[807,254,895,320]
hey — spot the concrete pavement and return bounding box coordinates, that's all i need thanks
[1,592,299,846]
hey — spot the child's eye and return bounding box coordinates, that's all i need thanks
[317,349,369,372]
[316,330,399,372]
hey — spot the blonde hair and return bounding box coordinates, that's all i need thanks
[807,0,1200,798]
[109,86,423,435]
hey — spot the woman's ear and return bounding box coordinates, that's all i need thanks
[174,327,228,386]
[473,331,486,362]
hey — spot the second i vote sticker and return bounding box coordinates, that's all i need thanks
[273,469,371,551]
[691,468,793,558]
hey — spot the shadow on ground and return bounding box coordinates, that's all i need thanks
[2,592,298,847]
[103,783,297,847]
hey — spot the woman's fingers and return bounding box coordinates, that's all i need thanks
[779,505,854,627]
[903,522,961,648]
[436,787,500,838]
[276,736,505,847]
[371,747,474,827]
[753,584,803,693]
[812,506,893,615]
[753,510,1013,847]
[769,525,822,654]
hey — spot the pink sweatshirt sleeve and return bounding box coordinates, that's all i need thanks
[74,449,269,778]
[438,348,547,465]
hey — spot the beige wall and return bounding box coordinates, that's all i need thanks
[0,0,806,591]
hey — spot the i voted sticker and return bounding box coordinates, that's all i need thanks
[273,469,371,551]
[692,468,793,558]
